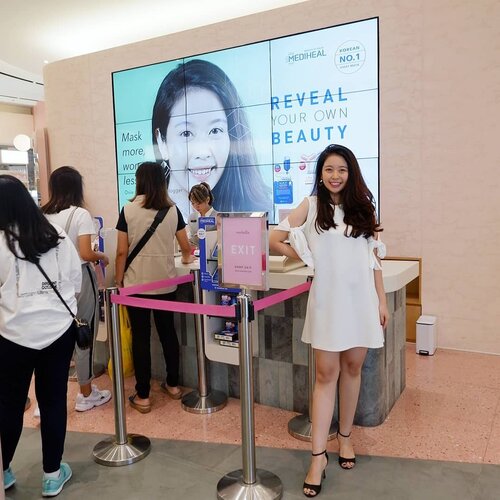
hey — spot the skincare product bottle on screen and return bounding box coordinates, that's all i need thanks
[283,156,291,179]
[282,156,293,203]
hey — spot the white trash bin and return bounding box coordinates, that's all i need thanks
[416,315,437,355]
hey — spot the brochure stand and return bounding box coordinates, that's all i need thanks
[198,216,258,365]
[215,212,282,500]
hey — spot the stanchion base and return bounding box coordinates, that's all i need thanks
[217,469,283,500]
[288,414,337,442]
[181,390,227,414]
[93,434,151,467]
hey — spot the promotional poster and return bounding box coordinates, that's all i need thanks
[198,216,238,292]
[218,213,269,290]
[113,18,379,223]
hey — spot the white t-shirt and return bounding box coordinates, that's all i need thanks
[188,206,216,247]
[45,206,96,263]
[0,225,82,349]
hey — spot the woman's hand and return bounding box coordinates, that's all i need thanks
[177,228,195,265]
[379,302,390,329]
[98,253,110,267]
[182,255,196,264]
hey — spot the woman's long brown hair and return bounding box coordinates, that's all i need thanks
[42,166,84,214]
[312,144,382,238]
[133,162,173,210]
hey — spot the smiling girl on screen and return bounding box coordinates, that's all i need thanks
[152,59,272,217]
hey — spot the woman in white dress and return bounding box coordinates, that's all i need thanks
[270,144,389,498]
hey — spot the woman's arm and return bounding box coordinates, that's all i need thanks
[64,236,83,294]
[374,270,389,329]
[176,228,195,264]
[373,233,389,328]
[187,213,199,247]
[77,234,109,266]
[115,230,129,287]
[269,230,301,259]
[269,197,309,259]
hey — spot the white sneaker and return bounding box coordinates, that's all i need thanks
[33,405,40,418]
[75,385,112,412]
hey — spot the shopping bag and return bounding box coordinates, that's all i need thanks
[108,305,134,378]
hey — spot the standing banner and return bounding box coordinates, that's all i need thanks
[198,216,238,293]
[217,212,269,291]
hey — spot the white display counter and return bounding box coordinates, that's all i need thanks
[164,257,418,425]
[175,257,419,293]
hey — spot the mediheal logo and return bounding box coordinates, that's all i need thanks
[334,40,366,74]
[288,47,327,64]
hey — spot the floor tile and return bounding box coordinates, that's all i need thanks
[6,431,500,500]
[22,345,500,467]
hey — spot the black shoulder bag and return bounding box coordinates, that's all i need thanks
[35,262,92,350]
[124,207,169,271]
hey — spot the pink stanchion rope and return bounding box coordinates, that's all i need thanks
[111,273,310,318]
[119,273,194,296]
[111,293,237,318]
[253,281,311,312]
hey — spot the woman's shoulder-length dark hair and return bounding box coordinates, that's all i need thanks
[42,166,84,214]
[312,144,382,238]
[132,161,173,210]
[0,175,62,262]
[151,59,271,213]
[189,182,214,205]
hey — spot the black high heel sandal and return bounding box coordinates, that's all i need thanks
[337,430,356,469]
[303,449,329,498]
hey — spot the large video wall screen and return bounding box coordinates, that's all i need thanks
[113,17,379,222]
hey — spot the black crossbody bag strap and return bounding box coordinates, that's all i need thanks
[35,262,76,319]
[125,207,169,272]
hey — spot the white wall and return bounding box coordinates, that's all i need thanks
[0,104,33,146]
[43,0,500,354]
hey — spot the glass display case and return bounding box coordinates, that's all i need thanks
[0,147,40,204]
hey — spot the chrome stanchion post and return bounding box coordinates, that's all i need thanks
[239,292,256,485]
[93,287,151,466]
[287,345,337,441]
[182,270,227,414]
[217,291,283,500]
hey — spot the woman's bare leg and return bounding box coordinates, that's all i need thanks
[303,349,340,496]
[337,347,367,468]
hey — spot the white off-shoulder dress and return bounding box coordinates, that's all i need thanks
[284,196,385,352]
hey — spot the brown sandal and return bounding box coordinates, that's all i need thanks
[129,393,151,413]
[160,382,183,400]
